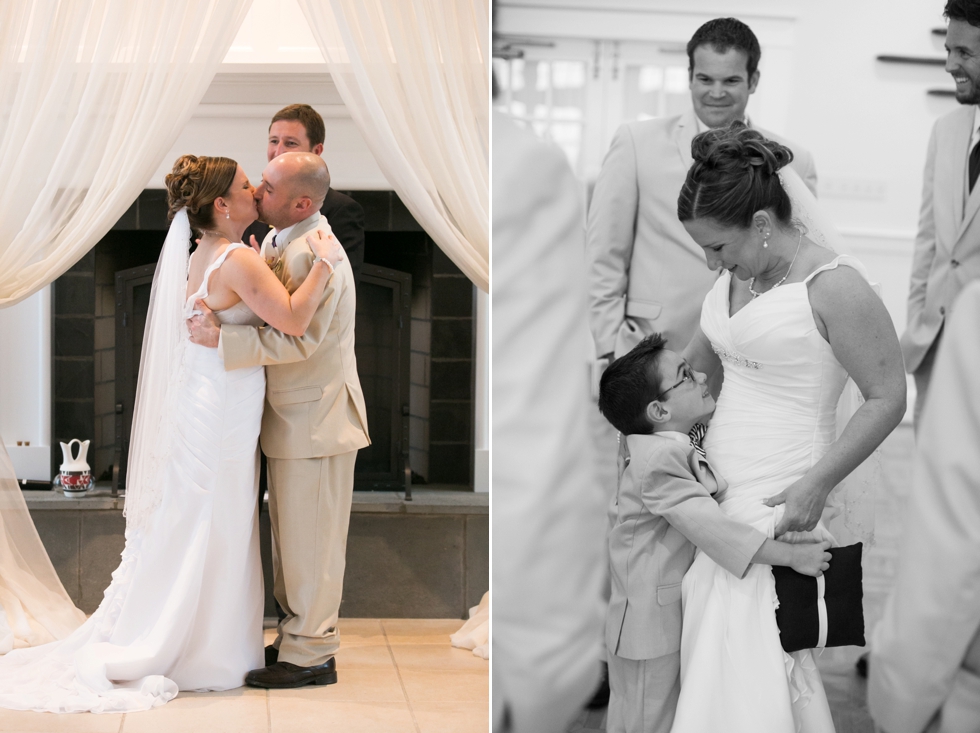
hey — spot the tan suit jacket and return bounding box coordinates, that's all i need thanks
[607,433,766,661]
[870,281,980,733]
[220,213,370,458]
[492,111,605,733]
[901,106,980,374]
[587,108,818,358]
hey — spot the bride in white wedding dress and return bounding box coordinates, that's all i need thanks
[670,126,907,732]
[0,154,344,713]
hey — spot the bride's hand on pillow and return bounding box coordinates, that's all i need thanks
[765,476,829,536]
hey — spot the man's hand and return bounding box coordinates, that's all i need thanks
[187,299,221,348]
[249,234,262,255]
[765,475,830,536]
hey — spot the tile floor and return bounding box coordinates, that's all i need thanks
[570,422,919,733]
[0,619,488,733]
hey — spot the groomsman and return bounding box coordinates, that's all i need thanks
[869,280,980,733]
[244,104,365,289]
[586,17,817,366]
[900,0,980,428]
[493,109,606,733]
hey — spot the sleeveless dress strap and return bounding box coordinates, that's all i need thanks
[801,253,868,285]
[186,242,249,304]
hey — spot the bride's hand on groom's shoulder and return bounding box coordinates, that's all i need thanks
[187,300,220,348]
[306,230,345,269]
[766,476,827,537]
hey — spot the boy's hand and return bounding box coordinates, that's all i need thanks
[790,540,832,577]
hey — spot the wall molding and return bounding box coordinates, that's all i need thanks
[194,103,350,119]
[839,228,915,256]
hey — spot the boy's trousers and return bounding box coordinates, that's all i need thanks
[606,651,680,733]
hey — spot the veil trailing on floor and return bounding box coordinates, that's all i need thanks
[781,166,881,550]
[0,442,85,651]
[122,209,192,533]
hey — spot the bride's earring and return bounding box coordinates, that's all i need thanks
[762,232,769,249]
[226,211,230,219]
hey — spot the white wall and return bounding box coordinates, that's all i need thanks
[146,70,389,191]
[0,286,51,480]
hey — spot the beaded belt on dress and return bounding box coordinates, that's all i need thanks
[712,345,762,370]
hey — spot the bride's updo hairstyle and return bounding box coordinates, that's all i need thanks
[677,123,794,229]
[165,154,237,233]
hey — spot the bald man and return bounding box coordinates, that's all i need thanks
[188,152,370,688]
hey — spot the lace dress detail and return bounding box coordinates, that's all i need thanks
[0,242,266,713]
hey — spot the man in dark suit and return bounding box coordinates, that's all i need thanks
[244,103,365,288]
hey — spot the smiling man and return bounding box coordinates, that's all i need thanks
[900,0,980,430]
[586,18,817,369]
[243,104,365,288]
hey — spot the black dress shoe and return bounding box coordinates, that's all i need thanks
[245,657,337,689]
[265,645,279,666]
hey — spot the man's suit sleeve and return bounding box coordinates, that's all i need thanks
[639,447,766,579]
[906,122,939,334]
[324,196,365,289]
[869,282,980,733]
[586,123,639,357]
[220,254,344,370]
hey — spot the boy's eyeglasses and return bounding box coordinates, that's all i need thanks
[656,363,696,401]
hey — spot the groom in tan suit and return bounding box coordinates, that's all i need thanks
[189,152,369,688]
[901,4,980,429]
[587,17,817,366]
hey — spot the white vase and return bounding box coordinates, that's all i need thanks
[59,439,92,497]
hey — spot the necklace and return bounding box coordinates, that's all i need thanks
[748,229,803,299]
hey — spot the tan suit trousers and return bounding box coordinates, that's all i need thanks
[268,450,357,667]
[607,652,680,733]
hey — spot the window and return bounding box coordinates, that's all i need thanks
[494,39,691,183]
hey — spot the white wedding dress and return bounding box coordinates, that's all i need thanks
[671,254,871,733]
[0,243,265,713]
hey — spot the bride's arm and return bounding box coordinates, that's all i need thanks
[767,267,906,535]
[218,233,344,336]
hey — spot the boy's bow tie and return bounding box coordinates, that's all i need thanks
[688,423,707,459]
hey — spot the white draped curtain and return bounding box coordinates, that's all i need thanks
[0,0,253,308]
[298,0,489,291]
[0,0,252,645]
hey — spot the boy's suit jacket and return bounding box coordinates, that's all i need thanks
[607,432,766,661]
[220,213,370,459]
[901,106,980,373]
[586,108,817,359]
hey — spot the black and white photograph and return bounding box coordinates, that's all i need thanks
[493,1,980,733]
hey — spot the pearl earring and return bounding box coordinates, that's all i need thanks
[762,232,769,249]
[226,212,230,219]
